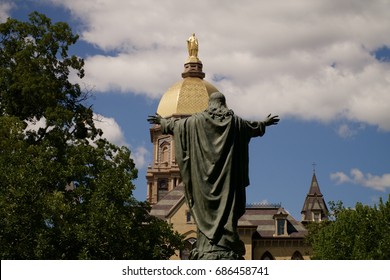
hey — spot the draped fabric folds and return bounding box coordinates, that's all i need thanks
[160,106,265,257]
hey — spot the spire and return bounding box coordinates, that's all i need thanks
[308,172,322,196]
[301,168,328,223]
[182,33,205,79]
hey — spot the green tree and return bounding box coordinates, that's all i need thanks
[0,12,183,259]
[306,196,390,259]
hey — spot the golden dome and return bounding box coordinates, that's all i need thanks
[157,34,218,118]
[157,77,218,118]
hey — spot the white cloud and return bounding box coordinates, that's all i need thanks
[337,124,355,139]
[81,51,182,98]
[24,114,149,168]
[130,146,150,169]
[24,117,48,133]
[336,123,365,138]
[0,2,13,22]
[93,114,127,147]
[24,114,128,148]
[330,168,390,192]
[47,0,390,131]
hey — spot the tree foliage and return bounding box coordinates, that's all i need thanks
[306,196,390,259]
[0,12,183,259]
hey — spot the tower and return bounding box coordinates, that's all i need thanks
[301,170,329,224]
[146,34,219,204]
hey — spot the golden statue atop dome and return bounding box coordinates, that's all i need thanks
[182,33,204,78]
[156,33,217,118]
[187,33,200,63]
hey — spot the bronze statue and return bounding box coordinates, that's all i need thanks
[148,92,279,259]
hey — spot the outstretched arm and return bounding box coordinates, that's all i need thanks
[147,113,177,135]
[263,114,280,126]
[147,113,162,125]
[246,114,279,138]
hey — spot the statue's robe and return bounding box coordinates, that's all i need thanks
[160,111,266,258]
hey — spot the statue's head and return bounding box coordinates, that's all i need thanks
[206,92,232,119]
[208,92,227,108]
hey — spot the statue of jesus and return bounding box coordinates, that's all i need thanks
[148,92,279,259]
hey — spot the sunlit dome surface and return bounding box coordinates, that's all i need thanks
[157,77,218,118]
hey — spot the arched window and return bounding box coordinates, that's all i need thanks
[158,139,170,164]
[161,145,169,163]
[157,179,168,200]
[158,179,168,190]
[261,251,274,260]
[291,251,304,260]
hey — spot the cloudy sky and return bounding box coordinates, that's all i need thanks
[2,0,390,219]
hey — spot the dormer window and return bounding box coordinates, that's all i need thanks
[273,209,288,237]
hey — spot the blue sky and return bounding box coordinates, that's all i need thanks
[2,0,390,220]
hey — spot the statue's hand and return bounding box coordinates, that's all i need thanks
[147,113,162,124]
[264,114,280,126]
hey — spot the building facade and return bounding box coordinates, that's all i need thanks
[150,184,313,260]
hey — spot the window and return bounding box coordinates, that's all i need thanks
[186,211,192,223]
[277,219,285,235]
[157,179,168,200]
[158,138,170,164]
[161,146,169,163]
[158,179,168,190]
[273,210,288,236]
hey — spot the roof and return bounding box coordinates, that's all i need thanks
[307,173,322,196]
[301,173,329,221]
[150,184,307,238]
[240,207,307,238]
[150,184,185,219]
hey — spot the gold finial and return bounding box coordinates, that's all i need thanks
[186,33,200,62]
